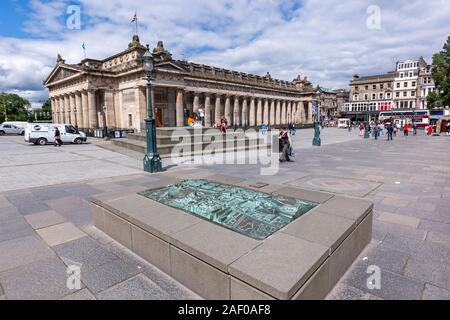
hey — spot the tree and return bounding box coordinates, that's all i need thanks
[30,99,52,122]
[428,36,450,109]
[0,93,31,122]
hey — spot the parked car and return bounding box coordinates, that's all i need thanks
[0,124,25,136]
[24,123,87,145]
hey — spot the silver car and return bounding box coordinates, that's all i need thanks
[0,124,25,136]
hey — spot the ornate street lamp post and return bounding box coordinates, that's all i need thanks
[312,90,321,146]
[143,45,162,173]
[364,112,370,139]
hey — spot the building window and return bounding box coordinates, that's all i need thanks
[396,83,400,88]
[364,94,368,100]
[372,94,376,100]
[404,82,408,88]
[365,85,368,90]
[409,72,413,77]
[373,85,377,90]
[128,114,133,127]
[396,92,400,98]
[400,73,404,78]
[412,81,416,87]
[380,84,384,89]
[411,91,415,96]
[387,93,391,99]
[403,92,407,97]
[380,93,384,99]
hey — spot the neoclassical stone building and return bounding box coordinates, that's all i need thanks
[44,36,317,132]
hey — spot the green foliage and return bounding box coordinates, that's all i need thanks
[428,36,450,109]
[0,92,31,123]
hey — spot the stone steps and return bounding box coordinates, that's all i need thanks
[109,134,273,159]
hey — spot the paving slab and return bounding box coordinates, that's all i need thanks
[81,259,140,293]
[326,283,382,300]
[377,212,420,228]
[343,266,425,300]
[0,215,35,242]
[24,210,68,230]
[0,235,56,272]
[54,236,118,271]
[315,196,373,224]
[97,274,171,300]
[36,222,86,247]
[422,284,450,300]
[0,257,81,300]
[354,244,410,274]
[404,258,450,290]
[59,288,97,300]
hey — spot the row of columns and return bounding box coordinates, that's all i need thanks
[176,91,313,128]
[50,90,99,128]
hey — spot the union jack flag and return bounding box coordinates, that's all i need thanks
[131,13,137,23]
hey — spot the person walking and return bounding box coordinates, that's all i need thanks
[386,123,394,141]
[412,123,418,136]
[279,127,293,163]
[198,108,205,127]
[403,124,409,136]
[446,123,450,136]
[427,125,434,136]
[220,116,228,134]
[359,122,365,137]
[54,127,63,147]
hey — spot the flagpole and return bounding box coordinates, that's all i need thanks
[136,16,138,35]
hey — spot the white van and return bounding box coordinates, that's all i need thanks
[24,123,87,146]
[338,118,351,129]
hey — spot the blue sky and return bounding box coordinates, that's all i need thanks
[0,0,449,107]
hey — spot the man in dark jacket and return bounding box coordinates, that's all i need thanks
[386,123,394,141]
[54,127,63,147]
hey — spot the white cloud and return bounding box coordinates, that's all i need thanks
[1,0,449,105]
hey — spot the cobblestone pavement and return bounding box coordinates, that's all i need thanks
[0,129,449,300]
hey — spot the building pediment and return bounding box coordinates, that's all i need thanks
[44,65,83,86]
[155,61,187,73]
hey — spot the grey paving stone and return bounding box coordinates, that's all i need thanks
[381,233,450,265]
[24,210,68,230]
[343,265,425,300]
[54,236,118,271]
[426,231,450,248]
[61,208,92,228]
[62,184,104,199]
[36,222,86,247]
[46,196,90,215]
[422,284,450,300]
[101,240,200,300]
[377,212,420,228]
[0,215,35,242]
[404,258,450,290]
[326,283,382,300]
[5,193,51,216]
[418,219,450,235]
[356,245,410,274]
[59,288,96,300]
[0,206,20,220]
[0,257,81,300]
[82,259,140,293]
[373,219,427,242]
[31,187,70,201]
[97,274,171,300]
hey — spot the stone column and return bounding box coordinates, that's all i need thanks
[298,102,304,124]
[256,98,263,126]
[241,98,248,127]
[81,90,89,128]
[249,98,256,127]
[275,100,281,125]
[193,93,200,114]
[215,95,222,126]
[263,99,269,125]
[224,96,233,125]
[204,94,212,127]
[270,100,276,126]
[64,95,70,124]
[281,101,287,125]
[233,96,241,126]
[50,98,56,123]
[176,89,184,127]
[287,101,292,124]
[75,92,83,128]
[88,90,98,128]
[308,101,313,124]
[69,94,76,125]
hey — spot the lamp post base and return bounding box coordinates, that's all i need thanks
[312,122,321,147]
[144,153,162,173]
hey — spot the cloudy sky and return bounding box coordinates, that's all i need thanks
[0,0,449,108]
